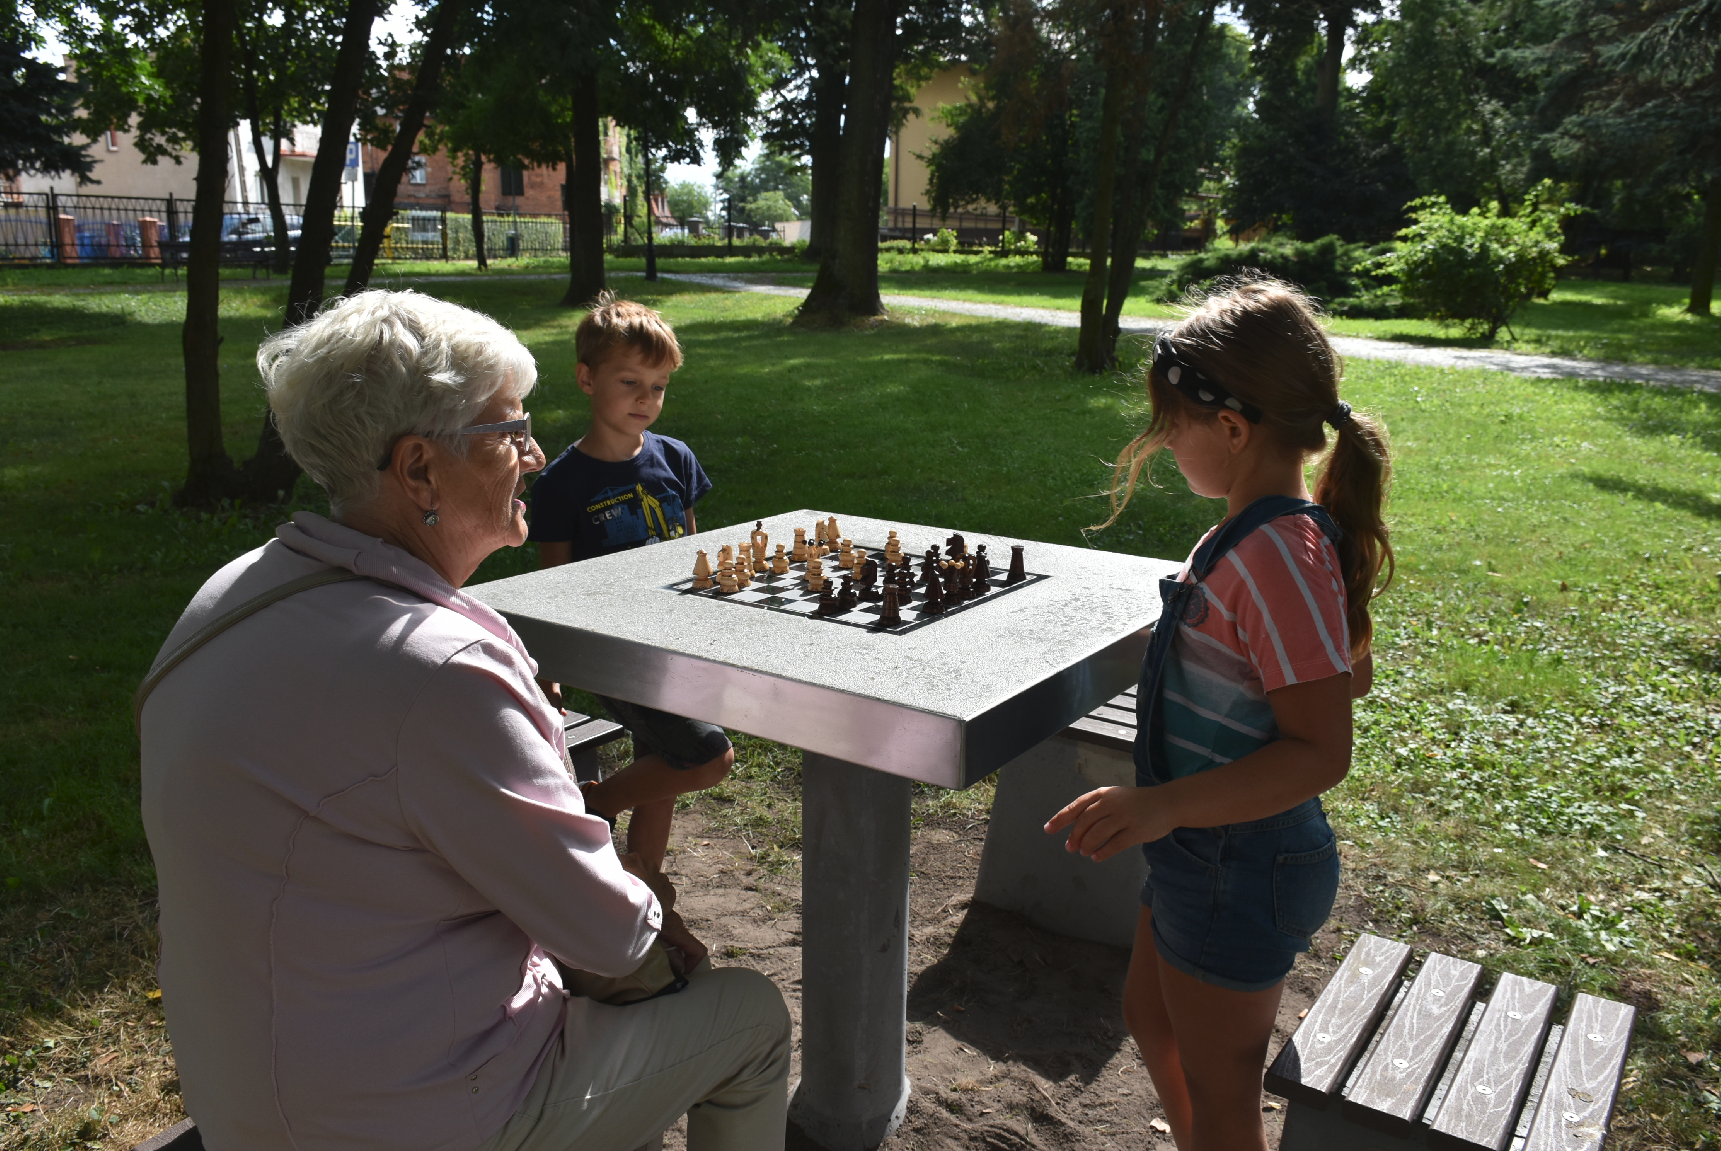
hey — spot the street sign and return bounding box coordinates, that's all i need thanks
[345,140,360,168]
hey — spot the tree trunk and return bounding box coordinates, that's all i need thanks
[1042,191,1072,272]
[1074,3,1137,373]
[469,152,487,269]
[1101,169,1143,361]
[797,0,896,325]
[242,0,379,504]
[643,127,657,281]
[806,63,846,261]
[1099,0,1214,363]
[237,22,293,275]
[346,0,463,294]
[1315,4,1349,120]
[178,0,240,507]
[562,65,606,307]
[1688,175,1720,316]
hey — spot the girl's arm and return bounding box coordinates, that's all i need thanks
[1045,671,1353,862]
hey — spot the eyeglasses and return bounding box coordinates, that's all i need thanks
[378,414,534,470]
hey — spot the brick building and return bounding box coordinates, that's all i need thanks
[368,119,628,215]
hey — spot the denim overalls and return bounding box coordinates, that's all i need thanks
[1134,495,1344,992]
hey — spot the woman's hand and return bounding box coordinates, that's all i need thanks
[660,910,709,974]
[1044,785,1180,862]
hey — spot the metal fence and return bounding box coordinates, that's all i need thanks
[0,191,588,266]
[881,206,1024,245]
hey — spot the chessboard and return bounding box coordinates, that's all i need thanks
[663,541,1049,634]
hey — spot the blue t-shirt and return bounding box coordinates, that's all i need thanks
[527,432,711,560]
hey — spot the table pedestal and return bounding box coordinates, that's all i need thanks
[788,753,912,1151]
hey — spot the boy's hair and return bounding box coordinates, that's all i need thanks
[575,290,684,371]
[1097,276,1394,658]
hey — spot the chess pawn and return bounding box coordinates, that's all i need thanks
[816,581,837,616]
[772,543,789,575]
[884,531,903,564]
[792,527,808,562]
[692,549,713,590]
[718,543,734,568]
[718,562,739,595]
[805,555,825,592]
[853,547,867,574]
[735,550,752,588]
[1006,544,1027,584]
[826,516,840,546]
[838,575,857,611]
[751,521,769,563]
[837,539,853,570]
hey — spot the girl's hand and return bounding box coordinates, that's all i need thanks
[1044,786,1180,862]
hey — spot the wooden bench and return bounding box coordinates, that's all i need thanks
[563,708,628,783]
[973,685,1146,948]
[1269,933,1636,1151]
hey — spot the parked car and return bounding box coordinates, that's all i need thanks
[167,212,303,263]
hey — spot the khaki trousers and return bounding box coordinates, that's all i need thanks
[478,965,791,1151]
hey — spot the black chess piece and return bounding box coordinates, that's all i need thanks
[922,576,945,614]
[859,558,880,602]
[817,582,836,615]
[921,553,939,589]
[1006,544,1027,585]
[942,560,961,599]
[876,584,903,628]
[838,575,857,611]
[973,546,991,591]
[945,533,966,558]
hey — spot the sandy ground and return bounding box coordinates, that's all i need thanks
[649,808,1366,1151]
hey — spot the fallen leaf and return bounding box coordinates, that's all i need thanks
[6,1104,37,1114]
[1528,858,1549,870]
[1683,1051,1706,1065]
[146,989,162,1000]
[1150,1117,1172,1133]
[92,1051,118,1068]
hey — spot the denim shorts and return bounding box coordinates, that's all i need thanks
[595,695,733,771]
[1140,799,1340,993]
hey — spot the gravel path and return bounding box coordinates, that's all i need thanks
[663,272,1721,393]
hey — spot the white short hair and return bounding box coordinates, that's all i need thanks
[259,290,537,514]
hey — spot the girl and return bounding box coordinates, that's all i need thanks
[1045,279,1393,1151]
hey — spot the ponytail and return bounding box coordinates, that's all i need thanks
[1315,413,1394,659]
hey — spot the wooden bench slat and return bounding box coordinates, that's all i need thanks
[1521,994,1635,1151]
[1062,715,1134,754]
[1266,933,1413,1109]
[1107,691,1136,709]
[1428,973,1560,1151]
[130,1119,201,1151]
[564,715,626,755]
[1343,952,1484,1136]
[1089,704,1138,729]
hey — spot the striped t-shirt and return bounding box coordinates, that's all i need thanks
[1157,514,1351,779]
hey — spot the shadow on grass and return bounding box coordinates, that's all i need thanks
[1574,376,1721,455]
[1580,473,1721,522]
[0,300,140,349]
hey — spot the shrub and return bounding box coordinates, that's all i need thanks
[1160,234,1399,317]
[923,228,959,253]
[1368,181,1574,339]
[999,229,1039,254]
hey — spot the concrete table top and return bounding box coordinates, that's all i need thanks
[470,510,1171,788]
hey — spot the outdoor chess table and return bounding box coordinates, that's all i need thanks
[471,510,1169,1150]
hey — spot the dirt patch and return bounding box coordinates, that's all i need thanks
[655,810,1363,1150]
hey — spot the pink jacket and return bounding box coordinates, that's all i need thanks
[140,513,661,1151]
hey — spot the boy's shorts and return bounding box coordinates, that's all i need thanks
[595,695,733,771]
[1140,798,1339,993]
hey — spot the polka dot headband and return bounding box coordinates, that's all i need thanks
[1154,336,1355,431]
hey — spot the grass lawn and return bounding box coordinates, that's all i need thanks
[2,278,1719,1149]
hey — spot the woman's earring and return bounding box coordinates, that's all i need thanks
[422,509,439,527]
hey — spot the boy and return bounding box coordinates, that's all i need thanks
[529,293,733,869]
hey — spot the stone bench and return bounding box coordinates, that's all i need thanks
[1270,932,1636,1150]
[562,708,627,783]
[973,685,1145,949]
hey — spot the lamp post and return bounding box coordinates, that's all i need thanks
[642,126,657,282]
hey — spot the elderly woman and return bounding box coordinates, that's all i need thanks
[139,290,790,1151]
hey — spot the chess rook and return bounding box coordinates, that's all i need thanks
[1006,544,1026,584]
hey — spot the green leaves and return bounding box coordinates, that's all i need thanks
[1368,179,1575,339]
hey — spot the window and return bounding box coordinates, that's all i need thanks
[499,166,525,197]
[407,156,428,185]
[291,175,302,204]
[104,129,120,151]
